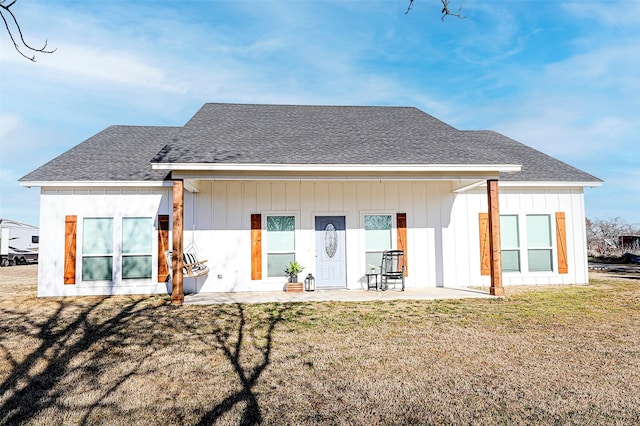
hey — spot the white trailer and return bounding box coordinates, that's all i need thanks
[0,219,39,267]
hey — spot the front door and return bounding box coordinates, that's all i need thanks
[315,216,346,288]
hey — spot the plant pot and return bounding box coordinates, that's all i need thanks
[285,282,303,293]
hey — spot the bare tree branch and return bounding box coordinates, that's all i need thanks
[405,0,415,15]
[0,0,55,62]
[440,0,465,20]
[406,0,466,21]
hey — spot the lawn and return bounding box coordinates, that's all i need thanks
[1,265,639,425]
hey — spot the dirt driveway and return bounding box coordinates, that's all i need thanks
[589,262,640,280]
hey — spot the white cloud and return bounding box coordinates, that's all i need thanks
[563,1,640,26]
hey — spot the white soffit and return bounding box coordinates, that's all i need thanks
[19,180,172,188]
[153,163,522,173]
[499,181,603,189]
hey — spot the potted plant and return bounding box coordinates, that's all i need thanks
[284,261,305,283]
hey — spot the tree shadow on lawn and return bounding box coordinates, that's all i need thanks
[192,303,290,425]
[0,297,294,425]
[0,297,153,424]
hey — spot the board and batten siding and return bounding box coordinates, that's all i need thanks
[37,187,172,297]
[182,181,589,293]
[181,180,448,292]
[38,181,589,296]
[450,186,589,287]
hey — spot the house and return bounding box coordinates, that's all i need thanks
[20,103,602,302]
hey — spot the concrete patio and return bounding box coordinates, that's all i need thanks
[184,287,497,305]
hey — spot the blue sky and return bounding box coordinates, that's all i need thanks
[1,0,638,226]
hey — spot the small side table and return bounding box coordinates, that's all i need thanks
[366,273,379,291]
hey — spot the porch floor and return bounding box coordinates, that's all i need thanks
[183,287,497,305]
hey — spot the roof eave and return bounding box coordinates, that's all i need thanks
[499,181,604,188]
[151,162,522,173]
[18,180,171,188]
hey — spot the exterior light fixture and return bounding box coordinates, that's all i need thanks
[304,273,316,291]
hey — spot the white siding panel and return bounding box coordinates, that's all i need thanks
[271,183,286,211]
[328,183,344,213]
[39,181,591,296]
[457,185,590,288]
[314,182,329,212]
[38,187,171,297]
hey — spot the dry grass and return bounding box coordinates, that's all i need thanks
[1,265,639,425]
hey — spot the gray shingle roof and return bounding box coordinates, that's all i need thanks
[461,131,602,182]
[20,126,180,182]
[152,104,516,165]
[20,103,602,184]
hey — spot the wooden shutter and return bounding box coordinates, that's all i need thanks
[158,215,170,282]
[556,212,568,274]
[396,213,408,276]
[251,214,262,280]
[479,213,490,276]
[64,215,77,285]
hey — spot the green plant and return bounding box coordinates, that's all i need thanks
[284,261,305,280]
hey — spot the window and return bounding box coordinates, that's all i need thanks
[500,215,520,272]
[81,216,154,282]
[266,216,295,278]
[122,217,153,279]
[498,214,554,273]
[365,215,392,273]
[527,215,553,271]
[32,235,39,244]
[82,218,113,281]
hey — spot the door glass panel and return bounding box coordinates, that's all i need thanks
[324,223,338,258]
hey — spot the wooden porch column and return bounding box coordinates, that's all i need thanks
[487,179,504,296]
[171,179,184,305]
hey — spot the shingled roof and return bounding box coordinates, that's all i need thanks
[21,126,180,183]
[20,103,601,184]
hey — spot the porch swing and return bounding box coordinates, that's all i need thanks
[166,240,209,278]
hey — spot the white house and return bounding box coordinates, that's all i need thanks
[20,103,602,301]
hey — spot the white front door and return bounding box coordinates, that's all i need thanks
[314,216,346,288]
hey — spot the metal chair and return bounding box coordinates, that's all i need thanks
[380,250,405,291]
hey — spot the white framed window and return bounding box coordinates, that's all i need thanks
[81,216,154,282]
[499,213,554,273]
[500,215,520,272]
[364,214,392,273]
[82,218,114,281]
[122,217,153,279]
[266,215,296,278]
[526,214,553,272]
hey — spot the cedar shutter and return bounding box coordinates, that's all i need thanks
[64,215,77,284]
[251,214,262,280]
[158,215,170,282]
[556,212,568,274]
[479,213,491,275]
[396,213,408,276]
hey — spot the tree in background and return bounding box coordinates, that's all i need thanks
[3,0,462,61]
[1,0,55,61]
[587,217,640,257]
